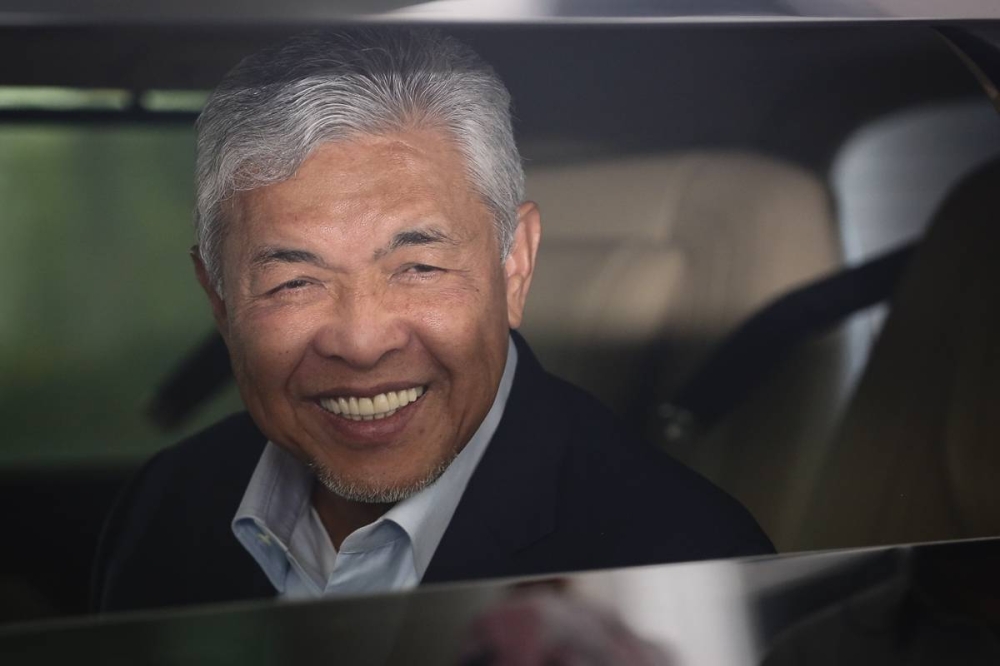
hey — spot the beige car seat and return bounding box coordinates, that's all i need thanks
[797,160,1000,550]
[519,152,847,550]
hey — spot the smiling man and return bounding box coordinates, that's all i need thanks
[214,127,529,554]
[94,29,772,612]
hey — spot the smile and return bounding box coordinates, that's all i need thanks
[319,386,426,421]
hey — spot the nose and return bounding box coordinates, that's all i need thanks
[311,284,410,369]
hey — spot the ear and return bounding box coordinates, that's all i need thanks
[504,201,542,330]
[191,247,230,342]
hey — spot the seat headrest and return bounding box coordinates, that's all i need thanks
[525,151,829,244]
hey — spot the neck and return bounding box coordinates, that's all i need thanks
[311,485,394,550]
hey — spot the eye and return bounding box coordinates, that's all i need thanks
[267,279,314,295]
[400,263,444,278]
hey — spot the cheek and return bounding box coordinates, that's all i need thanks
[228,307,317,387]
[409,280,509,377]
[409,282,497,341]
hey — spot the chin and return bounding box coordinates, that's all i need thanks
[308,453,457,504]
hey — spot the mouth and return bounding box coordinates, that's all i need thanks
[318,386,426,421]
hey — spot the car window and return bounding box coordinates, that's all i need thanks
[0,121,242,468]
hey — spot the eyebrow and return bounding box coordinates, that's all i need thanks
[250,247,330,270]
[373,227,458,260]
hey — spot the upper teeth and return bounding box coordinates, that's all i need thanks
[320,386,425,421]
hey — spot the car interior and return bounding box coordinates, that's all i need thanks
[1,11,999,630]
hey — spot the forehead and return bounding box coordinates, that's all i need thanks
[235,128,485,236]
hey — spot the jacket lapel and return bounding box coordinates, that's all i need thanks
[422,333,570,583]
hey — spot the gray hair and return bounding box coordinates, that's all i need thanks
[194,29,525,293]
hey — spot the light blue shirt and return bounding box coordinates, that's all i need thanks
[232,338,518,599]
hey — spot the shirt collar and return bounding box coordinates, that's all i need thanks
[231,442,312,592]
[232,336,519,589]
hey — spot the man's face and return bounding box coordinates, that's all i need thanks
[199,128,539,503]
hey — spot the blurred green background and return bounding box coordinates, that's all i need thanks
[0,124,242,468]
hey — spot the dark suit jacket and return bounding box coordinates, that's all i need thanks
[94,335,773,612]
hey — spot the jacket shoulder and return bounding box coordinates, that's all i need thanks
[108,412,264,515]
[92,412,269,612]
[151,411,264,471]
[547,373,775,562]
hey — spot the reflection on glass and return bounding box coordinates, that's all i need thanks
[0,87,131,111]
